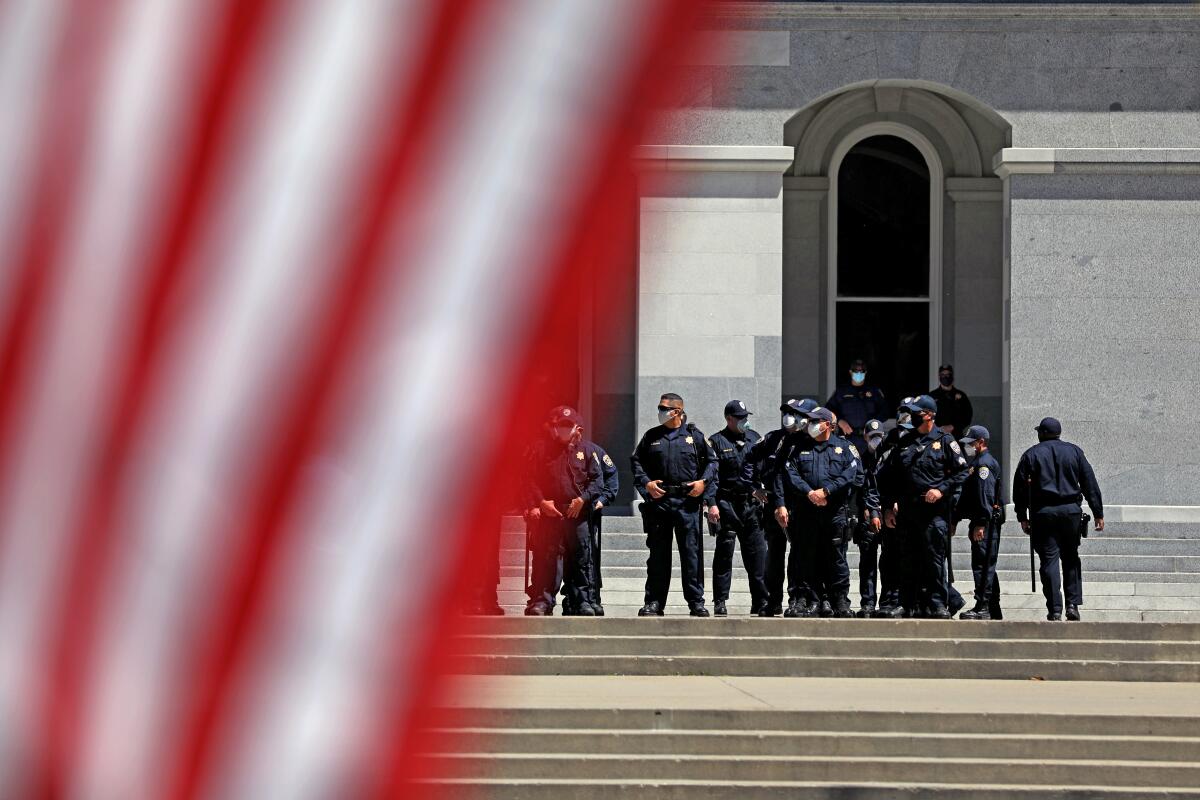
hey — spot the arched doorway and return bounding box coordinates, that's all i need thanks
[782,80,1010,452]
[830,127,940,405]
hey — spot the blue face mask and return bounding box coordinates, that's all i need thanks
[851,371,866,384]
[736,418,750,433]
[897,412,913,430]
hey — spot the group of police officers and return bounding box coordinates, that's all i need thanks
[511,361,1104,623]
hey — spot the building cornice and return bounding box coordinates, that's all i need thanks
[634,145,795,173]
[708,2,1200,21]
[995,147,1200,178]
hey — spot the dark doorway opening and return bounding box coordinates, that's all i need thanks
[835,135,931,410]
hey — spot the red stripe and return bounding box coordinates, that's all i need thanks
[363,2,705,796]
[158,3,490,798]
[36,1,285,795]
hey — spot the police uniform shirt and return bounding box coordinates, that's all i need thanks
[1013,439,1104,523]
[775,434,862,512]
[706,427,762,503]
[956,451,1002,527]
[523,434,605,509]
[929,386,973,433]
[581,440,620,507]
[891,425,970,501]
[631,423,718,500]
[859,443,882,518]
[825,385,889,432]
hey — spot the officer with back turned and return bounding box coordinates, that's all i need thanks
[631,393,717,617]
[704,400,769,616]
[955,425,1004,621]
[1013,417,1104,621]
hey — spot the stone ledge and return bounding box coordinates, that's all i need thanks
[635,145,795,174]
[995,148,1200,178]
[711,2,1200,21]
[1001,503,1200,523]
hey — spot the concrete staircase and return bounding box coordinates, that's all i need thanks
[422,618,1200,798]
[497,516,1200,621]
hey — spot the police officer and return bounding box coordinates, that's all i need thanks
[956,425,1004,621]
[554,421,619,616]
[522,406,604,616]
[705,400,769,616]
[1013,417,1104,621]
[746,398,813,616]
[774,406,862,618]
[929,363,973,436]
[631,393,717,617]
[880,395,969,618]
[853,420,886,617]
[826,358,890,453]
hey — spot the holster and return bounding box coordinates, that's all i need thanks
[1079,512,1091,539]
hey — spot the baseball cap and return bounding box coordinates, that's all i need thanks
[960,425,990,443]
[724,400,751,418]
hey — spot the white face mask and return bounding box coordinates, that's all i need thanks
[782,414,798,431]
[964,443,977,458]
[807,422,824,438]
[897,412,913,430]
[867,437,883,452]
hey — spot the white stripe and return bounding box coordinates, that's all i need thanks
[202,2,657,797]
[0,0,63,326]
[63,2,405,797]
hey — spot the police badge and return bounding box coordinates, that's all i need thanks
[576,451,585,460]
[932,441,941,450]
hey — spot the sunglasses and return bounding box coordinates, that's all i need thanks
[656,405,679,413]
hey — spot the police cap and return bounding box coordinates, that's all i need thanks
[960,425,990,443]
[1036,417,1062,436]
[724,400,751,418]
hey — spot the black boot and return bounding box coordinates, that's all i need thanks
[714,601,728,617]
[1065,604,1080,621]
[638,601,663,617]
[690,604,711,618]
[1047,611,1062,621]
[856,604,875,619]
[818,600,833,618]
[928,605,951,620]
[959,607,991,621]
[833,601,854,619]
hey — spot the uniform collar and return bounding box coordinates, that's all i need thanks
[919,425,944,443]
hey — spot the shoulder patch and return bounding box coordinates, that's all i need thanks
[849,444,860,458]
[602,454,613,467]
[979,466,990,479]
[949,440,961,454]
[931,441,941,451]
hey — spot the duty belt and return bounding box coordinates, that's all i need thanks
[661,484,694,498]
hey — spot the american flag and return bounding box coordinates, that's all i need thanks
[0,0,700,797]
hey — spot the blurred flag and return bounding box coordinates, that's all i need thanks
[0,0,700,797]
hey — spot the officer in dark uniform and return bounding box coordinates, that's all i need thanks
[773,406,862,618]
[826,358,889,453]
[853,420,886,617]
[872,398,918,618]
[704,400,769,616]
[631,393,717,617]
[746,398,812,617]
[880,395,970,618]
[553,421,619,616]
[522,406,604,616]
[1013,417,1104,621]
[929,363,973,436]
[956,425,1004,621]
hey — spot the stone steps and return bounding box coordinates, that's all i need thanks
[449,618,1200,681]
[420,678,1200,798]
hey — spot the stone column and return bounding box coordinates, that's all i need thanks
[633,145,794,442]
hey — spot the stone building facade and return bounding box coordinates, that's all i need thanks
[583,1,1199,515]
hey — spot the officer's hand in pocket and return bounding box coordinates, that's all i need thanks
[706,506,720,526]
[646,480,665,500]
[970,525,985,543]
[687,480,706,498]
[566,497,585,518]
[539,499,563,519]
